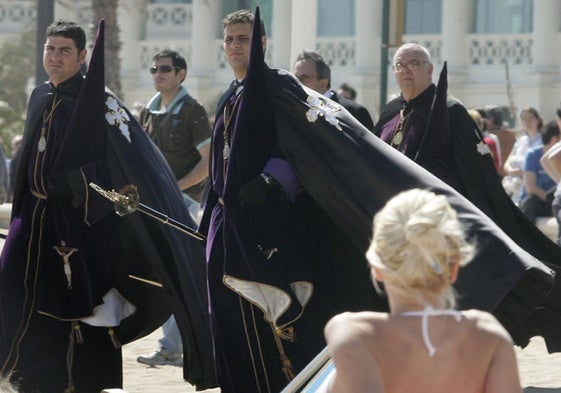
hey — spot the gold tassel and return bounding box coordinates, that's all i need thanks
[271,324,297,382]
[275,326,296,342]
[73,321,84,344]
[66,323,77,393]
[280,354,296,380]
[64,382,76,393]
[108,328,121,349]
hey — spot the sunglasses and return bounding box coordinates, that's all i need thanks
[149,65,180,74]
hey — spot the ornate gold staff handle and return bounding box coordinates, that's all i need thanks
[89,183,206,241]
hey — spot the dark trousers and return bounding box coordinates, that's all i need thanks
[520,192,554,224]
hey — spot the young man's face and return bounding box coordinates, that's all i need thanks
[43,35,86,86]
[223,22,252,78]
[151,56,185,94]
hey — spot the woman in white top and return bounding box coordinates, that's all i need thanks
[503,107,544,203]
[323,188,522,393]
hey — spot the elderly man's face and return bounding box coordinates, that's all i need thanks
[393,47,433,101]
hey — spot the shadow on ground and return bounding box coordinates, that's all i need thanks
[525,388,561,392]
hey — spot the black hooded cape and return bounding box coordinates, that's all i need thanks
[200,7,559,393]
[374,63,561,351]
[0,20,216,390]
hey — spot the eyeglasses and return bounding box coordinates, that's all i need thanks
[392,60,429,73]
[149,65,180,74]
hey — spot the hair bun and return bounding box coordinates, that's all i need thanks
[404,218,436,246]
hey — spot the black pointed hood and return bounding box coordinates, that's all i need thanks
[416,61,449,163]
[52,19,106,172]
[224,6,276,197]
[244,6,267,99]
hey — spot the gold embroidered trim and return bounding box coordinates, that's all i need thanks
[30,189,47,200]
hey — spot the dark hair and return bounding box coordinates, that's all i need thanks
[222,9,266,37]
[520,107,543,130]
[295,50,331,89]
[542,120,560,145]
[152,49,187,82]
[486,107,503,127]
[556,103,561,119]
[153,50,187,71]
[46,20,86,52]
[338,83,357,100]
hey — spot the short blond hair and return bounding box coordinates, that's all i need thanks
[367,189,474,308]
[221,9,266,36]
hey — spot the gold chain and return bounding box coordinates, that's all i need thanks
[38,96,62,152]
[223,93,243,157]
[391,106,411,148]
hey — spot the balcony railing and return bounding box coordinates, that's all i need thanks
[146,3,192,38]
[0,1,35,34]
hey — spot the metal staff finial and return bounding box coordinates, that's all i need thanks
[89,183,206,241]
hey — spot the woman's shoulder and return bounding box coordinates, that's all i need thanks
[325,311,387,344]
[326,310,386,328]
[460,309,514,343]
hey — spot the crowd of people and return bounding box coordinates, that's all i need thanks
[2,6,561,393]
[477,104,561,244]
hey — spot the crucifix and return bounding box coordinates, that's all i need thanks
[53,240,78,289]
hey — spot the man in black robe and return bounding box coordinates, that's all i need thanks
[0,20,216,393]
[200,9,385,393]
[374,43,561,351]
[200,8,561,393]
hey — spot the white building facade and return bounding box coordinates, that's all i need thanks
[1,0,560,124]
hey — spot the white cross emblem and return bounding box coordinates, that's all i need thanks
[105,96,132,143]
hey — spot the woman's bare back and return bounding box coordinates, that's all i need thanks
[325,309,521,393]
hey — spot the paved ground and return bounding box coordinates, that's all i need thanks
[122,329,219,393]
[122,330,561,392]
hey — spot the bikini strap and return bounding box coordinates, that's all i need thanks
[399,306,462,356]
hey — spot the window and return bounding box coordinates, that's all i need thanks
[404,0,441,34]
[474,0,532,33]
[317,0,355,37]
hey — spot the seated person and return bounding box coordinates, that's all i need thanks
[519,121,560,223]
[322,188,521,393]
[540,138,561,246]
